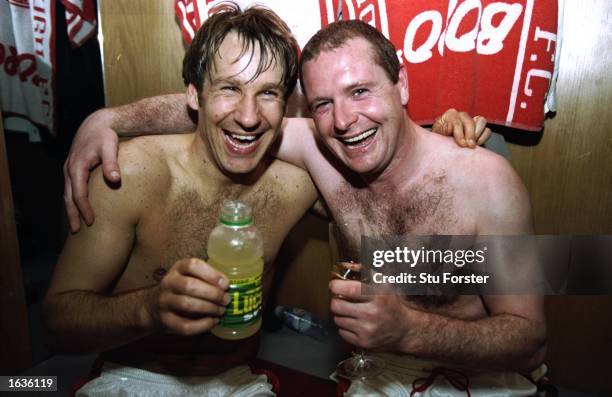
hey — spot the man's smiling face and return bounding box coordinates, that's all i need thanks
[302,37,409,176]
[191,31,285,175]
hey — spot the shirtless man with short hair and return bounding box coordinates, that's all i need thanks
[43,6,318,396]
[295,21,546,374]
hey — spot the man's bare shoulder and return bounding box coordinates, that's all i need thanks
[88,134,188,212]
[433,135,532,233]
[456,146,523,197]
[425,132,517,188]
[117,134,192,186]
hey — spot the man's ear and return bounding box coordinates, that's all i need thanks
[397,65,409,106]
[186,84,200,110]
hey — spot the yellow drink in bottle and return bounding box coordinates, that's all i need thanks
[208,201,263,340]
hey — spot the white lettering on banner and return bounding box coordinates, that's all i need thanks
[403,11,443,64]
[445,0,482,53]
[337,0,390,38]
[358,3,376,25]
[402,1,524,64]
[477,3,522,55]
[533,26,557,58]
[517,26,557,109]
[524,69,551,97]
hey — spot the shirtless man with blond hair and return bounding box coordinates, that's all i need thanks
[45,5,485,397]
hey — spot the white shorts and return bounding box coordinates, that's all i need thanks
[337,353,536,397]
[76,362,275,397]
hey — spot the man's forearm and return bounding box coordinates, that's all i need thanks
[106,93,195,136]
[43,287,159,353]
[400,311,546,373]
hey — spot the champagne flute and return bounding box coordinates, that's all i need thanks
[329,219,385,379]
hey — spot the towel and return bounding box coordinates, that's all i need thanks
[75,363,275,397]
[0,0,96,141]
[332,353,537,397]
[175,0,560,131]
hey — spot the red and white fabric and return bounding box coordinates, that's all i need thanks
[0,0,96,141]
[62,0,97,47]
[175,0,561,131]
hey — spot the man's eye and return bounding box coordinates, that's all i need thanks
[222,86,239,92]
[312,101,329,112]
[312,101,329,111]
[352,88,367,96]
[262,89,279,97]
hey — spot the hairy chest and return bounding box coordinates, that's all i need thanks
[327,173,471,236]
[129,178,301,283]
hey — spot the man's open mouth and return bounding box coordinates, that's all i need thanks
[223,130,265,154]
[339,127,377,148]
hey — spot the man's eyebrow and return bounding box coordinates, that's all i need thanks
[259,82,283,91]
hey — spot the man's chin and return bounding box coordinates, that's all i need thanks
[218,155,266,176]
[337,153,382,176]
[221,163,259,175]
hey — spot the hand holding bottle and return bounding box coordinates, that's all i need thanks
[153,257,230,336]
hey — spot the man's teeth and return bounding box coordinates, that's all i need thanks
[230,133,257,142]
[343,128,377,143]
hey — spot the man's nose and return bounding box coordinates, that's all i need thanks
[234,95,261,131]
[333,100,357,133]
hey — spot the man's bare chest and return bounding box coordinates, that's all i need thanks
[327,175,470,236]
[125,177,308,286]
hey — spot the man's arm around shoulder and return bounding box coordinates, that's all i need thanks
[64,93,192,231]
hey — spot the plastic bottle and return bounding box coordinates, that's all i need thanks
[274,306,330,340]
[208,200,264,340]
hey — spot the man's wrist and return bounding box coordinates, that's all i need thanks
[138,286,160,331]
[395,306,426,355]
[99,107,121,133]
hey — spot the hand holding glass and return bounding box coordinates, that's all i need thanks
[329,219,385,379]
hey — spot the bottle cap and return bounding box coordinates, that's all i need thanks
[219,200,253,226]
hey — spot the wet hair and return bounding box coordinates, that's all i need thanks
[299,20,400,95]
[182,2,299,100]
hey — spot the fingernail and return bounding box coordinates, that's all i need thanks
[110,171,120,180]
[469,139,475,147]
[218,278,229,289]
[461,139,466,146]
[223,293,231,305]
